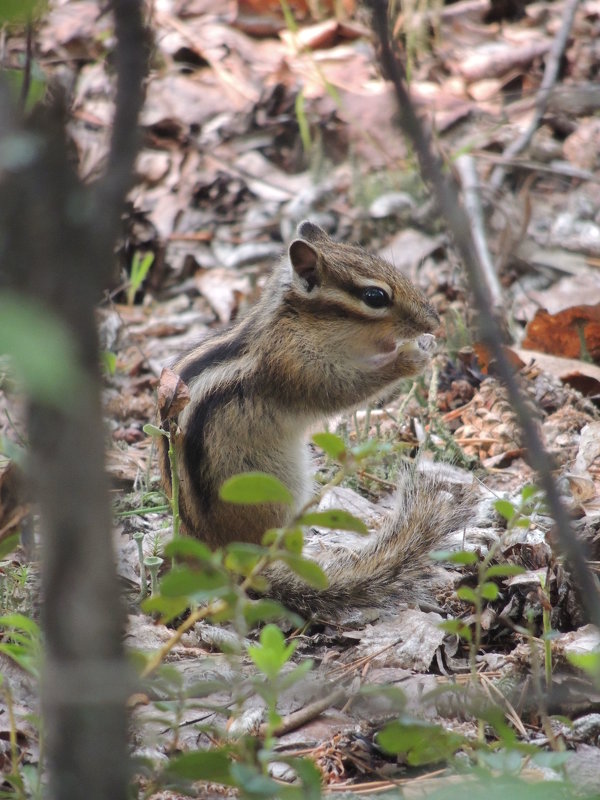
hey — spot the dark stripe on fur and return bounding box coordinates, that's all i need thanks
[178,324,252,386]
[183,383,245,514]
[281,294,374,322]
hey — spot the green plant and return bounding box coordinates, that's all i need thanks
[0,613,43,679]
[0,292,84,409]
[129,431,394,795]
[144,422,182,541]
[437,485,543,676]
[126,251,154,306]
[0,617,44,797]
[144,555,163,596]
[100,349,117,376]
[0,564,35,616]
[0,0,48,114]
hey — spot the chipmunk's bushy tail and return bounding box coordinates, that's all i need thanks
[264,469,473,619]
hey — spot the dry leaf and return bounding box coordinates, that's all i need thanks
[563,474,597,504]
[522,305,600,362]
[158,367,191,422]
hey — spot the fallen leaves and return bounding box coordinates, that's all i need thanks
[522,304,600,362]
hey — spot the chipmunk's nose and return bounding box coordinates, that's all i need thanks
[423,303,440,332]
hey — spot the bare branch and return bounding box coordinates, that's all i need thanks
[490,0,580,192]
[367,0,600,628]
[93,0,148,263]
[455,154,503,309]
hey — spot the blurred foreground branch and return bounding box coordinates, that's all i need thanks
[0,1,148,798]
[367,0,600,628]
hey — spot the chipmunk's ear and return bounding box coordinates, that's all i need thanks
[289,238,321,291]
[296,220,329,243]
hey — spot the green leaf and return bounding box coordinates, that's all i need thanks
[567,651,600,677]
[456,586,477,603]
[431,549,478,565]
[278,757,322,800]
[163,538,213,563]
[0,0,46,24]
[159,566,228,598]
[0,532,20,560]
[0,614,41,637]
[376,719,464,765]
[351,438,390,460]
[477,705,518,746]
[243,598,303,627]
[166,749,232,783]
[3,69,46,112]
[297,509,368,534]
[282,554,329,589]
[277,658,314,691]
[295,89,311,153]
[225,542,266,574]
[0,643,38,676]
[481,581,499,601]
[521,484,538,501]
[312,432,346,460]
[143,423,167,439]
[140,595,188,622]
[248,624,296,679]
[229,763,280,796]
[439,619,472,642]
[220,472,294,506]
[283,526,303,554]
[530,751,570,769]
[494,499,516,521]
[485,564,526,578]
[100,350,117,376]
[514,517,531,528]
[128,251,155,304]
[0,291,84,408]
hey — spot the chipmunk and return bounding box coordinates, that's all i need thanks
[159,221,472,618]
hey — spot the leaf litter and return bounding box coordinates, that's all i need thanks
[2,0,600,794]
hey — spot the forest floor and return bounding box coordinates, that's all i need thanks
[2,0,600,797]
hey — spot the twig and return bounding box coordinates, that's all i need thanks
[367,0,600,628]
[478,673,527,738]
[20,23,33,111]
[455,155,503,309]
[93,0,148,273]
[489,0,581,192]
[474,150,598,183]
[260,686,347,738]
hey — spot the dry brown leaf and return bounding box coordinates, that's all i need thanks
[563,118,600,171]
[194,267,248,322]
[514,348,600,397]
[472,342,525,375]
[157,367,191,422]
[522,305,600,362]
[563,474,597,504]
[280,19,366,51]
[456,39,550,82]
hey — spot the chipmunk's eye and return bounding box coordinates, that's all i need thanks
[361,286,390,309]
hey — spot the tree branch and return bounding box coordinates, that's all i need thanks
[489,0,581,192]
[367,0,600,628]
[93,0,148,268]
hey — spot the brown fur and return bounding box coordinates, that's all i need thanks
[159,222,472,616]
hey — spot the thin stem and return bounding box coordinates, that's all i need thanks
[168,424,181,541]
[367,0,600,628]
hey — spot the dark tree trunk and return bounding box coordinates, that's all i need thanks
[0,2,147,797]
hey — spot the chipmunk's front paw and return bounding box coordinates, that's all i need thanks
[417,333,437,354]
